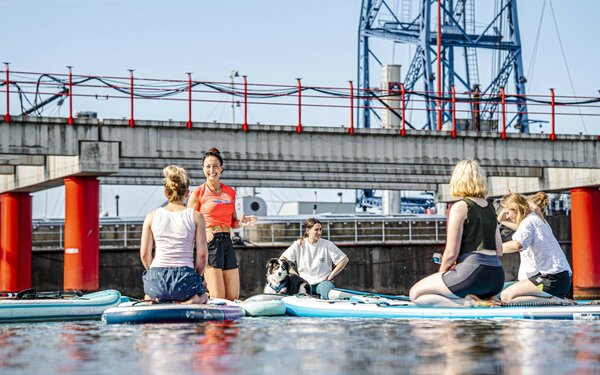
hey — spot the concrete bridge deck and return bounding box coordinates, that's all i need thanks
[1,116,599,199]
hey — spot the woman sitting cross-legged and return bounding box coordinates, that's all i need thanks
[498,192,573,304]
[140,165,209,304]
[281,218,349,300]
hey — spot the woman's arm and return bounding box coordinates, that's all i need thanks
[231,212,257,229]
[497,208,518,231]
[327,256,349,281]
[495,226,503,257]
[194,211,208,275]
[440,201,468,272]
[139,212,155,269]
[187,189,198,211]
[502,240,522,253]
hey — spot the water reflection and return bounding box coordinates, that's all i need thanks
[133,321,240,375]
[0,318,599,374]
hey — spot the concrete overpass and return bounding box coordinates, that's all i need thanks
[1,116,599,199]
[1,115,600,297]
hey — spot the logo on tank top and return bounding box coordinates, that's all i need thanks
[213,199,230,204]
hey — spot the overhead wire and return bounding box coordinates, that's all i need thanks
[548,0,588,134]
[526,0,546,92]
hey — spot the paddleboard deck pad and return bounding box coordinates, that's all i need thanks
[282,295,600,320]
[102,300,245,324]
[0,289,123,323]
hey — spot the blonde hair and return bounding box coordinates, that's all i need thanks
[449,159,488,198]
[162,165,190,203]
[501,192,532,226]
[528,192,549,211]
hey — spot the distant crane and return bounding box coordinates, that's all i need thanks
[357,0,529,131]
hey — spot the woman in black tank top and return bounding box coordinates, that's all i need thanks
[409,160,504,307]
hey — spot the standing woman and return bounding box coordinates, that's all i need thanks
[409,159,504,307]
[140,165,208,304]
[187,148,256,300]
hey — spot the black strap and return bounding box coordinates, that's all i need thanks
[0,289,84,300]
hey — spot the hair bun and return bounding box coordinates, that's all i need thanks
[208,147,220,155]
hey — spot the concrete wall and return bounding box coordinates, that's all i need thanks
[31,242,558,299]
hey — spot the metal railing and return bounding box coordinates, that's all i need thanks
[3,67,599,138]
[240,214,446,247]
[32,214,446,251]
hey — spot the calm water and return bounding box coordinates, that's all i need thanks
[1,318,600,375]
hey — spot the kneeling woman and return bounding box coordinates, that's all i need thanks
[498,193,572,304]
[409,159,504,307]
[140,165,209,304]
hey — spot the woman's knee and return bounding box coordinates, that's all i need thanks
[500,288,516,302]
[316,281,335,300]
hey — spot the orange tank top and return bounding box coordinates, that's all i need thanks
[194,183,236,228]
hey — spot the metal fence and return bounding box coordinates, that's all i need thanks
[32,214,447,251]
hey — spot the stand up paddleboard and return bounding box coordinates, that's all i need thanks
[283,295,600,321]
[102,300,245,324]
[0,289,123,323]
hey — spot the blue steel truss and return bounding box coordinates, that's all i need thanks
[358,0,529,131]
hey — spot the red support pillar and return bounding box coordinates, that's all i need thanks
[400,83,406,137]
[450,85,456,139]
[570,187,600,299]
[128,69,135,128]
[0,193,32,292]
[67,66,74,125]
[436,0,442,131]
[550,88,556,141]
[348,80,355,136]
[296,78,302,134]
[3,62,10,123]
[63,177,100,292]
[242,75,249,132]
[500,87,506,140]
[186,72,193,129]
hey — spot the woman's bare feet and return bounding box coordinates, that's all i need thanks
[180,293,208,304]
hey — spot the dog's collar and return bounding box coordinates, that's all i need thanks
[268,280,286,293]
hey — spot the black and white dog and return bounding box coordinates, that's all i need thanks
[264,258,311,295]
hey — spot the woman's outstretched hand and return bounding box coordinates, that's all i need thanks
[240,214,257,226]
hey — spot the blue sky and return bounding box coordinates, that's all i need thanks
[2,0,599,217]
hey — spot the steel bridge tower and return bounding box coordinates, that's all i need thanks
[357,0,529,132]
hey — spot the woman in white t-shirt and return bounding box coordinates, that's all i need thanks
[281,218,349,299]
[498,193,572,304]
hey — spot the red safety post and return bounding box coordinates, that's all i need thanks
[242,76,249,132]
[436,0,442,131]
[63,177,100,292]
[67,66,74,125]
[0,193,32,292]
[450,85,456,138]
[400,83,406,137]
[3,62,10,123]
[550,88,556,141]
[296,78,302,134]
[571,187,600,299]
[186,72,193,129]
[500,87,507,140]
[128,69,135,128]
[348,80,355,136]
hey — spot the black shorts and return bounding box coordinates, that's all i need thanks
[207,233,238,270]
[528,270,571,298]
[442,261,505,298]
